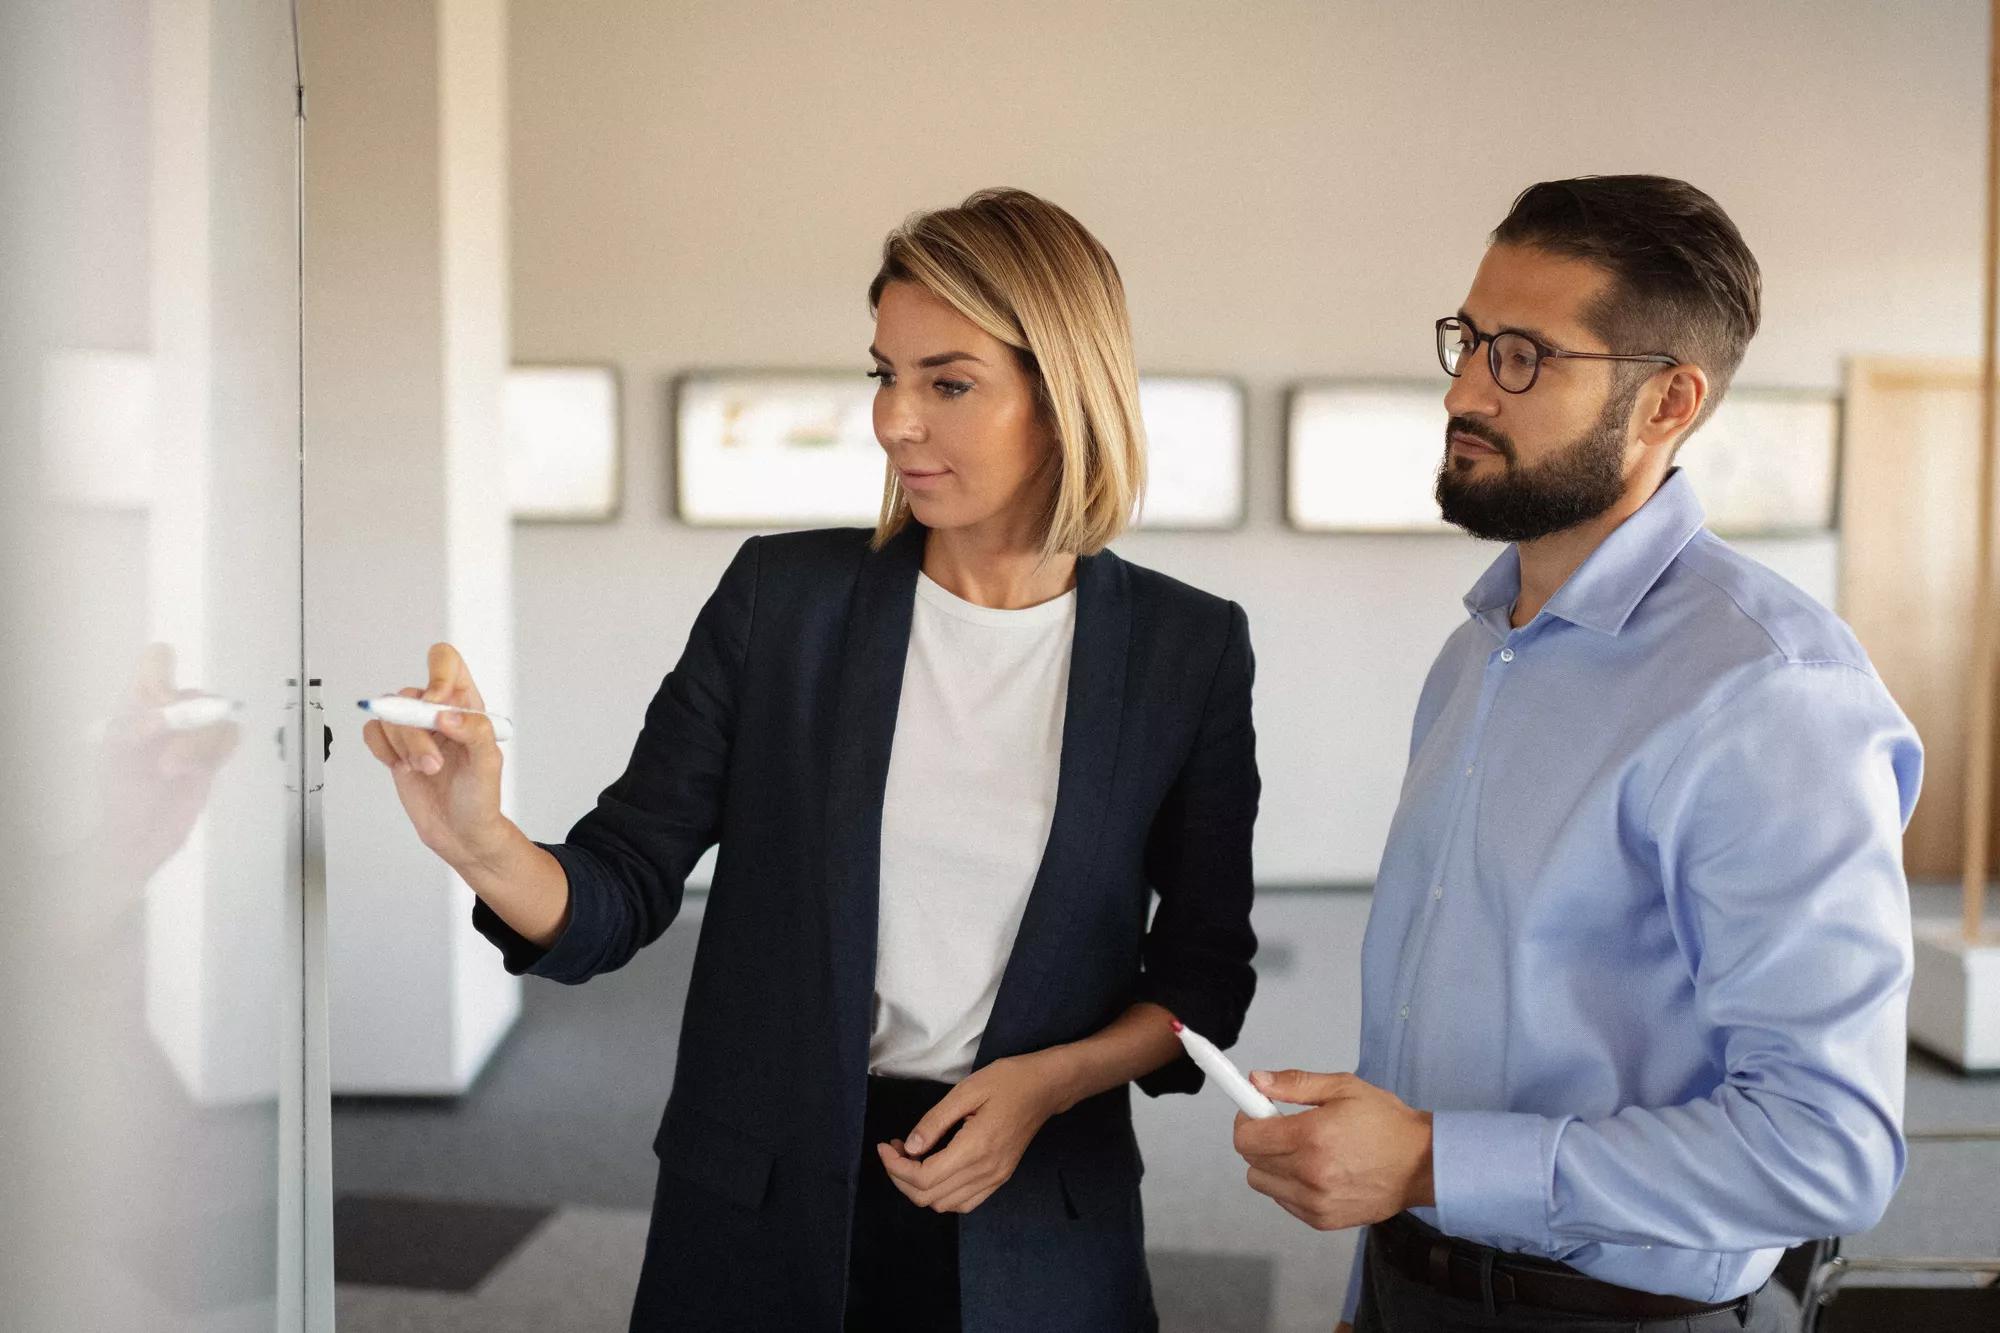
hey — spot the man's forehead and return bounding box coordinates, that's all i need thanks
[1460,244,1613,344]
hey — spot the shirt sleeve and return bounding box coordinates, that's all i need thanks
[1132,599,1261,1096]
[471,537,759,984]
[1339,1230,1367,1323]
[1430,660,1921,1255]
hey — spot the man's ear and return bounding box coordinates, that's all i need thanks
[1638,364,1708,453]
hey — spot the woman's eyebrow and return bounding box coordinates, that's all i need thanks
[866,345,987,369]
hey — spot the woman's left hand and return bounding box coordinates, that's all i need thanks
[876,1052,1074,1215]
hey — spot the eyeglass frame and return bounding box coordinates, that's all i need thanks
[1435,315,1680,394]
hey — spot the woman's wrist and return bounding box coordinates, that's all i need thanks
[455,816,529,884]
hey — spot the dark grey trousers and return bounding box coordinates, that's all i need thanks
[1354,1234,1788,1333]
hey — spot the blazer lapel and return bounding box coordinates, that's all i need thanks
[822,523,922,1131]
[973,548,1131,1068]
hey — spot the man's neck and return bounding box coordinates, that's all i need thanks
[1510,473,1669,629]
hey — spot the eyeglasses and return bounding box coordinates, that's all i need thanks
[1436,316,1678,394]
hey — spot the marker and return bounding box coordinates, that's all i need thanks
[91,695,244,743]
[1172,1019,1280,1119]
[357,696,514,743]
[159,696,243,730]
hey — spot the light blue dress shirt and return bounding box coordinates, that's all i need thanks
[1343,471,1921,1316]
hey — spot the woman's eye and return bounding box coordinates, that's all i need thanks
[934,378,972,399]
[865,368,892,386]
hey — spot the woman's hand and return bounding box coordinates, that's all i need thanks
[875,1052,1076,1216]
[360,642,509,871]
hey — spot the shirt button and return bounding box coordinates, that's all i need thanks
[1464,765,1475,777]
[1499,648,1515,662]
[1433,885,1444,900]
[1398,1005,1411,1020]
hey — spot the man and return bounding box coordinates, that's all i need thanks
[1236,176,1921,1332]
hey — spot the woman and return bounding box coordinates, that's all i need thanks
[363,188,1259,1333]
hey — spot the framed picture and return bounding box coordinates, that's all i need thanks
[674,371,883,527]
[674,370,1249,530]
[1675,387,1840,537]
[505,363,622,522]
[1134,376,1246,530]
[1286,380,1452,534]
[1284,380,1843,539]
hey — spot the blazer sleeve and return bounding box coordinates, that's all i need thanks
[472,537,759,983]
[1133,599,1260,1096]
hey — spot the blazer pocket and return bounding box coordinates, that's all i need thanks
[653,1101,776,1214]
[1055,1142,1144,1225]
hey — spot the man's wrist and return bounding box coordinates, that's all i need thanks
[1405,1109,1436,1210]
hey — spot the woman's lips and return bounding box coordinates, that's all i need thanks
[898,467,951,491]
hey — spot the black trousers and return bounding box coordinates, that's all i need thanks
[1355,1228,1786,1333]
[844,1076,961,1333]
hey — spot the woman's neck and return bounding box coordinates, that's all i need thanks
[922,522,1078,610]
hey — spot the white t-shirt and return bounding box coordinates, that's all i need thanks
[867,571,1076,1083]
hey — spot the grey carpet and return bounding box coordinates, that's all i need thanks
[332,887,2000,1333]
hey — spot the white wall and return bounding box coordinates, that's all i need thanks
[505,0,1985,884]
[309,0,520,1092]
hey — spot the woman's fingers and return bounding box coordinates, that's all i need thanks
[388,686,444,774]
[425,641,485,711]
[435,707,495,752]
[360,719,401,770]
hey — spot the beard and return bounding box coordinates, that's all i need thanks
[1435,383,1639,543]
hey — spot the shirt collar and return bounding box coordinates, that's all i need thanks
[1461,469,1708,638]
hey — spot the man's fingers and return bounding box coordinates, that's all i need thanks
[1245,1164,1314,1213]
[1234,1109,1302,1160]
[1250,1068,1356,1107]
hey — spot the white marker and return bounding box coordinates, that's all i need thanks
[357,696,514,743]
[1173,1019,1280,1119]
[159,696,243,730]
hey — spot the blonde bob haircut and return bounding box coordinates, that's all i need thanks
[866,188,1146,557]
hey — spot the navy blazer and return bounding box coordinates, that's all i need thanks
[474,523,1260,1333]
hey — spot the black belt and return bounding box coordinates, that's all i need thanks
[1370,1212,1750,1322]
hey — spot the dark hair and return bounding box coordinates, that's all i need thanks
[1491,175,1760,438]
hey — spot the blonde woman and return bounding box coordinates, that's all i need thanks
[363,188,1260,1333]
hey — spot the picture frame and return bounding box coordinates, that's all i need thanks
[673,369,1250,531]
[1285,379,1453,534]
[505,363,622,522]
[1283,379,1843,538]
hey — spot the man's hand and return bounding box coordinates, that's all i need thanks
[1233,1069,1434,1232]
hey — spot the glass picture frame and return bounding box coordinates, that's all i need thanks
[505,363,622,522]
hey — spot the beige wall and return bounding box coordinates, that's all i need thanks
[506,0,1986,883]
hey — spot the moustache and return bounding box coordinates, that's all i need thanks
[1446,416,1514,460]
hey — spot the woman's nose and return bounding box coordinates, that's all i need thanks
[877,394,927,446]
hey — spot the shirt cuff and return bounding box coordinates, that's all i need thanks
[1430,1109,1563,1251]
[1340,1230,1367,1322]
[467,841,604,984]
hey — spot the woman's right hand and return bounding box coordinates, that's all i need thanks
[360,642,509,871]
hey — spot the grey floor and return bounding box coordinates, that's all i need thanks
[333,886,2000,1332]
